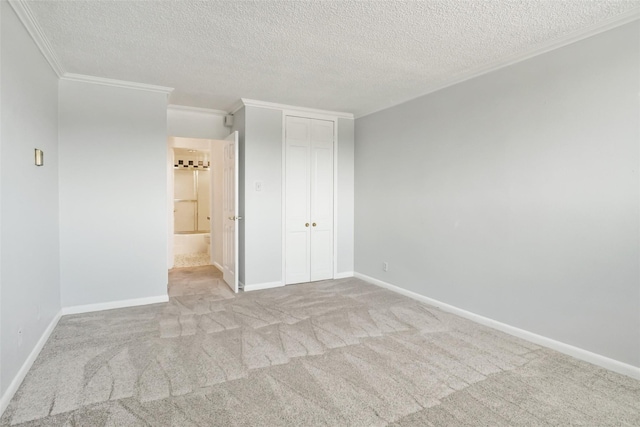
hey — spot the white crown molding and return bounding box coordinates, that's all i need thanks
[354,272,640,380]
[357,8,640,119]
[230,99,245,115]
[234,98,354,120]
[8,0,65,77]
[61,73,174,95]
[168,104,228,116]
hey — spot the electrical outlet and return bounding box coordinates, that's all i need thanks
[17,328,23,347]
[383,262,389,272]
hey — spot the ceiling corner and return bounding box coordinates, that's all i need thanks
[8,0,65,77]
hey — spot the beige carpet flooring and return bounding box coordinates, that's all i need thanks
[1,268,639,426]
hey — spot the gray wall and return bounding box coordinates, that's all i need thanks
[243,106,283,286]
[1,2,61,395]
[355,22,640,367]
[59,80,169,307]
[166,107,229,140]
[337,118,355,274]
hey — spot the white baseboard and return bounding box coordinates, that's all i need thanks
[354,272,640,380]
[212,261,223,272]
[61,294,169,315]
[334,271,354,279]
[243,281,284,292]
[0,310,62,416]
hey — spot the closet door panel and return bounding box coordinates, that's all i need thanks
[285,117,311,284]
[310,119,334,281]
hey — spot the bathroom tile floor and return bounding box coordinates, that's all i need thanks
[173,252,211,268]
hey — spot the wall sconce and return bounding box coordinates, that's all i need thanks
[34,149,44,166]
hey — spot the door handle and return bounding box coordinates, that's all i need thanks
[312,223,317,227]
[305,223,309,227]
[229,216,243,221]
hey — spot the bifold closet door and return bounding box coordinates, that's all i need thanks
[309,119,334,281]
[285,117,311,284]
[285,116,334,285]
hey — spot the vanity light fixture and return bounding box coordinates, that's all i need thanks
[34,149,44,166]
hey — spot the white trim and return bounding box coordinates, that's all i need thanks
[213,261,223,272]
[61,73,174,95]
[354,272,640,380]
[281,109,341,123]
[334,271,354,279]
[229,99,245,115]
[8,0,65,77]
[332,119,339,279]
[0,311,62,416]
[357,9,640,118]
[243,281,284,292]
[61,295,169,316]
[168,104,228,116]
[167,140,174,270]
[237,98,354,119]
[281,111,287,286]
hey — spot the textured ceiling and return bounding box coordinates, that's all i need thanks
[26,0,640,116]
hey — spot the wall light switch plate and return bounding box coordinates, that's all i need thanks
[35,149,44,166]
[255,181,263,192]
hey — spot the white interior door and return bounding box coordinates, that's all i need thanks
[222,131,239,292]
[285,117,311,285]
[310,119,334,281]
[284,116,334,285]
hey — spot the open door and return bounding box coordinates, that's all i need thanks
[222,131,239,292]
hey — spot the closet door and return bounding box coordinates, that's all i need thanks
[310,119,334,281]
[285,117,311,284]
[284,116,334,285]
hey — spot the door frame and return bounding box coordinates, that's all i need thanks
[281,111,339,285]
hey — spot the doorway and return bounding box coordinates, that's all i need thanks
[167,134,239,293]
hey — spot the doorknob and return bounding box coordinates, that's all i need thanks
[312,223,317,227]
[305,223,309,227]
